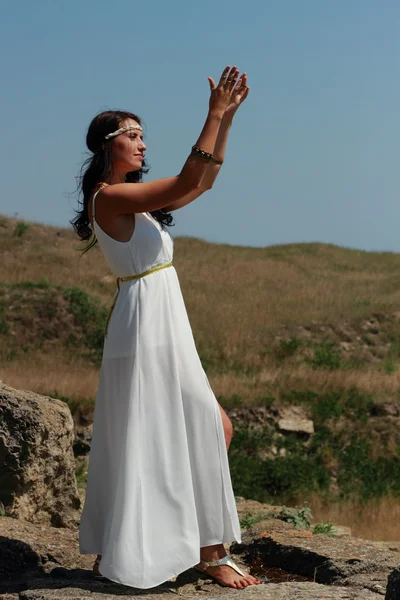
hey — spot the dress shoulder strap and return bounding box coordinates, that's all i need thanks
[92,183,108,221]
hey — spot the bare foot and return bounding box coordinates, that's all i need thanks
[93,554,106,579]
[197,563,260,588]
[196,545,260,589]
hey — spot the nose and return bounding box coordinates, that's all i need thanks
[138,140,147,152]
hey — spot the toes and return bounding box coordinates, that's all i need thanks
[245,575,260,585]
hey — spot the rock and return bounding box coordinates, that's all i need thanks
[0,501,392,600]
[386,567,400,600]
[17,581,384,599]
[236,509,398,594]
[382,542,400,553]
[278,419,314,435]
[332,525,352,538]
[0,382,80,528]
[277,405,314,435]
[73,427,92,457]
[371,403,399,417]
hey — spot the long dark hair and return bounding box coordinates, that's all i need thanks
[71,110,173,252]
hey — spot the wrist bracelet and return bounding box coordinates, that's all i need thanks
[191,145,223,165]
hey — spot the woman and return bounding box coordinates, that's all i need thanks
[72,66,259,590]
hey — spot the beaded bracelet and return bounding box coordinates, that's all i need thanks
[191,145,223,165]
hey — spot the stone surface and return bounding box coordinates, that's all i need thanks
[277,418,314,435]
[277,405,315,434]
[1,498,398,598]
[0,382,80,529]
[72,427,92,457]
[333,525,352,538]
[18,581,383,599]
[233,499,398,595]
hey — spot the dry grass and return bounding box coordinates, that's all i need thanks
[209,365,400,407]
[0,349,98,401]
[3,216,400,536]
[309,494,400,541]
[3,215,400,404]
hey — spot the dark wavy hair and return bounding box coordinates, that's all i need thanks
[71,110,174,253]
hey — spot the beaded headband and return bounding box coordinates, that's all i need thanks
[104,125,143,140]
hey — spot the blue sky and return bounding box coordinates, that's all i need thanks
[1,0,400,250]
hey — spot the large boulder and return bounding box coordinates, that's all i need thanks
[0,382,80,528]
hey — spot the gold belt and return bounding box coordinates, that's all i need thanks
[104,262,173,337]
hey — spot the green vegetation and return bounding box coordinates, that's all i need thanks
[313,522,336,537]
[276,503,336,536]
[0,281,108,365]
[240,512,269,530]
[75,458,88,489]
[239,504,335,537]
[278,503,312,529]
[2,217,400,508]
[309,341,342,370]
[13,221,30,238]
[11,278,51,290]
[274,337,301,361]
[0,501,13,517]
[63,286,108,365]
[229,388,399,505]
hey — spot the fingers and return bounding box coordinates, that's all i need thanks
[242,86,250,100]
[217,65,240,90]
[227,66,239,91]
[235,72,247,93]
[213,65,249,104]
[234,73,250,102]
[218,66,231,86]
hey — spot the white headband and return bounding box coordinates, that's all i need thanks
[104,125,143,140]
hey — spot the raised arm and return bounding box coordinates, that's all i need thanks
[163,73,250,212]
[98,66,241,215]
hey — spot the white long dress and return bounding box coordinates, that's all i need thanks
[79,190,241,589]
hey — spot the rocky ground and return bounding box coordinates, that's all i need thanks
[1,499,399,600]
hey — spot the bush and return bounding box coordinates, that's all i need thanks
[274,337,301,361]
[13,221,30,238]
[309,341,342,370]
[63,287,108,365]
[313,522,336,536]
[240,512,269,530]
[229,427,330,504]
[278,502,312,529]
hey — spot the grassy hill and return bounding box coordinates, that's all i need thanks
[3,213,400,529]
[2,213,400,411]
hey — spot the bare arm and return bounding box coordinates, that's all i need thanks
[99,66,240,215]
[163,74,250,212]
[163,116,234,212]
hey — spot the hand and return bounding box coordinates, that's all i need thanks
[208,66,240,116]
[224,73,250,119]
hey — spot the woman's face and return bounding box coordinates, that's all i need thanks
[109,118,147,174]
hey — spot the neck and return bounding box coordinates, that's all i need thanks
[108,167,128,185]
